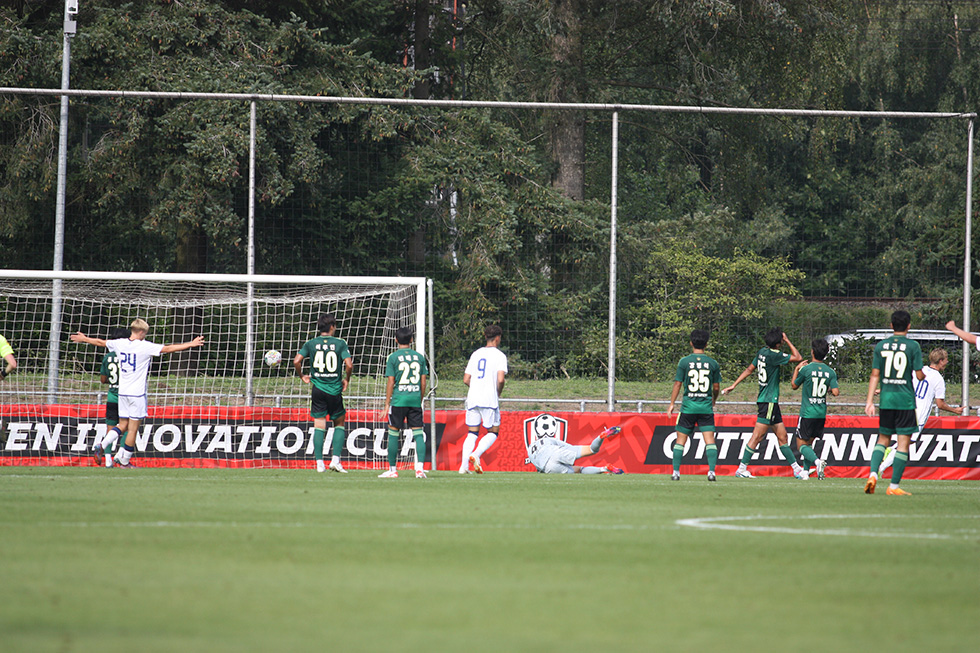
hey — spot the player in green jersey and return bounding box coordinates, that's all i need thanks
[667,329,722,481]
[293,313,353,474]
[92,327,131,467]
[378,327,429,479]
[863,310,924,496]
[790,338,840,480]
[722,327,807,479]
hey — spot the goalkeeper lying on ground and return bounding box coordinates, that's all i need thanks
[526,426,624,474]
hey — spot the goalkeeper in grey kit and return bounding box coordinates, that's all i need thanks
[527,426,624,474]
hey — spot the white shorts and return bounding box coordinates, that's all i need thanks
[118,395,148,420]
[465,406,501,430]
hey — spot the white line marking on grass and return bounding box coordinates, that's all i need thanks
[8,520,661,532]
[676,514,979,540]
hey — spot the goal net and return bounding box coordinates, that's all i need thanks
[0,271,430,470]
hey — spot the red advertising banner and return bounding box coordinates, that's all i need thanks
[437,411,980,480]
[2,404,978,479]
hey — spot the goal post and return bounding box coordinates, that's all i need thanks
[0,270,433,470]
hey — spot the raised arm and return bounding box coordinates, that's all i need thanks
[945,320,977,345]
[783,333,803,364]
[160,336,205,354]
[70,332,108,348]
[721,363,755,395]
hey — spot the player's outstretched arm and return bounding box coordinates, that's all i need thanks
[935,398,965,416]
[160,336,205,354]
[721,364,754,395]
[70,332,107,348]
[946,320,978,345]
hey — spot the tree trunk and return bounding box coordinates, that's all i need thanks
[548,0,586,201]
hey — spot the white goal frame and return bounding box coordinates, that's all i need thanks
[0,270,433,469]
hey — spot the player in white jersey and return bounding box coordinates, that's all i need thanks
[71,318,205,467]
[459,324,508,474]
[879,347,963,476]
[527,426,624,474]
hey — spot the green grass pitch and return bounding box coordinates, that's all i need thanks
[1,468,976,653]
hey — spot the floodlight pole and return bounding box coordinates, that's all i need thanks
[47,0,78,403]
[962,118,974,413]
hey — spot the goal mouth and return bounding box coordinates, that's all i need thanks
[0,271,431,470]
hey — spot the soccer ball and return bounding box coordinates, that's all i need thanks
[263,349,282,367]
[533,413,559,438]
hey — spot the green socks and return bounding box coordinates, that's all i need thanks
[891,451,909,484]
[741,446,756,466]
[869,443,886,476]
[705,443,718,473]
[672,444,684,472]
[413,428,426,466]
[313,428,326,461]
[800,444,817,472]
[331,426,346,458]
[387,427,399,467]
[779,445,796,467]
[673,441,717,473]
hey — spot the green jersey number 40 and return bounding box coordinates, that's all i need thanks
[313,349,339,374]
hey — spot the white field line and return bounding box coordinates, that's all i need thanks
[676,514,980,540]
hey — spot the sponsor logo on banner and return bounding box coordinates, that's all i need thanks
[522,413,568,458]
[0,415,438,462]
[643,425,980,467]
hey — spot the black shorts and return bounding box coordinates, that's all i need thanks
[105,400,119,426]
[879,408,917,436]
[756,402,783,426]
[388,405,424,430]
[676,412,715,436]
[311,386,345,421]
[795,417,825,442]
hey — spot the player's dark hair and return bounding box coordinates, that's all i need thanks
[764,327,783,349]
[316,313,337,334]
[110,327,131,339]
[891,310,911,332]
[811,338,830,361]
[690,329,709,349]
[395,326,414,345]
[484,324,502,341]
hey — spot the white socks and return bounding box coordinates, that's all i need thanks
[459,433,478,471]
[473,433,497,459]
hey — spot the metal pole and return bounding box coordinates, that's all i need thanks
[245,101,257,405]
[47,1,78,403]
[962,118,974,413]
[607,112,618,411]
[427,279,436,471]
